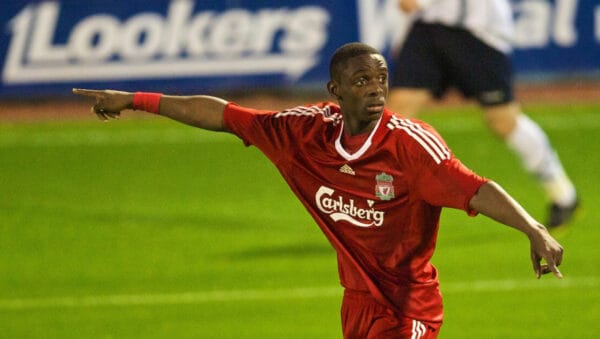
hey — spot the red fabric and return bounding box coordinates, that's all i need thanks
[132,92,162,114]
[342,130,370,154]
[342,289,441,338]
[223,102,488,323]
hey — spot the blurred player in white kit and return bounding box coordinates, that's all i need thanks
[388,0,579,228]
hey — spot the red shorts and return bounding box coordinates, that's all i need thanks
[341,289,441,339]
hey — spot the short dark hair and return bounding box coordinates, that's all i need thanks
[329,42,381,81]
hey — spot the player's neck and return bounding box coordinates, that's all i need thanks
[343,120,378,136]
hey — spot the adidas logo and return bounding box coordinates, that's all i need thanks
[339,164,355,175]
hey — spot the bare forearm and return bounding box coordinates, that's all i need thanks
[469,181,542,236]
[72,88,229,131]
[159,95,229,132]
[469,181,564,279]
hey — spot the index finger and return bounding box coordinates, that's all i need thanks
[550,266,563,279]
[72,88,104,98]
[545,258,563,279]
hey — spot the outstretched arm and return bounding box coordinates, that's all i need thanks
[469,181,564,279]
[72,89,229,132]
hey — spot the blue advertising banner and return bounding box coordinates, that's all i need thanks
[510,0,600,79]
[0,0,598,98]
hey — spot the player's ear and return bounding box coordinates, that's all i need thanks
[327,80,342,101]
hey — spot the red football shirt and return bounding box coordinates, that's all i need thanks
[223,102,488,323]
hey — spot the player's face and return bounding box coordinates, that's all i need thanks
[331,53,388,135]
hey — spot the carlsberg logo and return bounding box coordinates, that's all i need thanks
[316,186,385,228]
[3,0,329,84]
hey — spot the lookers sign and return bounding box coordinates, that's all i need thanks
[3,1,330,83]
[1,0,402,90]
[0,0,598,97]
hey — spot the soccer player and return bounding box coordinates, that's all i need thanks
[73,42,563,339]
[389,0,579,228]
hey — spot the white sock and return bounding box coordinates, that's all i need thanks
[506,114,577,206]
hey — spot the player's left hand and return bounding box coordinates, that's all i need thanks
[72,88,134,121]
[528,226,564,279]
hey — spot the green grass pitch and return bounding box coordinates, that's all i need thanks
[0,102,598,338]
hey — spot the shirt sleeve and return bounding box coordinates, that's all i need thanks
[417,157,488,216]
[402,120,488,215]
[223,102,285,164]
[224,102,338,167]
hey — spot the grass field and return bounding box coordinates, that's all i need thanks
[1,102,598,338]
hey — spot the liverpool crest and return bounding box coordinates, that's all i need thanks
[375,172,394,201]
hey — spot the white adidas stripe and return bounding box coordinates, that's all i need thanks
[399,119,450,159]
[275,105,327,118]
[397,124,444,164]
[388,116,450,164]
[387,122,444,164]
[411,319,427,339]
